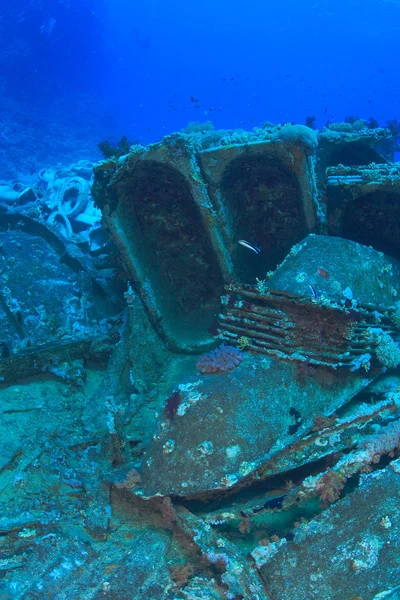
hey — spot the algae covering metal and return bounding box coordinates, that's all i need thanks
[93,138,229,352]
[136,235,400,498]
[0,213,122,383]
[258,461,400,599]
[136,356,371,497]
[218,235,400,368]
[92,125,322,351]
[198,138,316,281]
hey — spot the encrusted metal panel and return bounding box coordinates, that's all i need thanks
[93,140,230,351]
[218,284,395,368]
[199,141,318,282]
[218,235,400,368]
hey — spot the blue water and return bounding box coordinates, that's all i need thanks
[1,0,399,176]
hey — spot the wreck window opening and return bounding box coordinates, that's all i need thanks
[326,142,386,167]
[116,160,224,344]
[220,154,307,283]
[341,191,400,259]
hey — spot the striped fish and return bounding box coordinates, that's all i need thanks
[238,239,261,255]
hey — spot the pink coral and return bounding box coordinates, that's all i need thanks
[196,344,244,375]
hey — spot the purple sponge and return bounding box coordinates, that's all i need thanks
[196,344,244,375]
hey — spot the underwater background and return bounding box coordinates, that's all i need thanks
[3,1,400,599]
[1,0,400,178]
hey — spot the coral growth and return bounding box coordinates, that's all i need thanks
[196,344,244,374]
[371,329,400,368]
[316,469,347,504]
[97,135,134,159]
[298,420,400,505]
[275,124,318,153]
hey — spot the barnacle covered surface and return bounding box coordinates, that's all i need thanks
[2,121,400,599]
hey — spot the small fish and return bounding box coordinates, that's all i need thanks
[238,240,261,254]
[317,266,329,279]
[309,284,318,299]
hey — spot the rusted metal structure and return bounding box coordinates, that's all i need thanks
[2,121,400,599]
[92,122,399,355]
